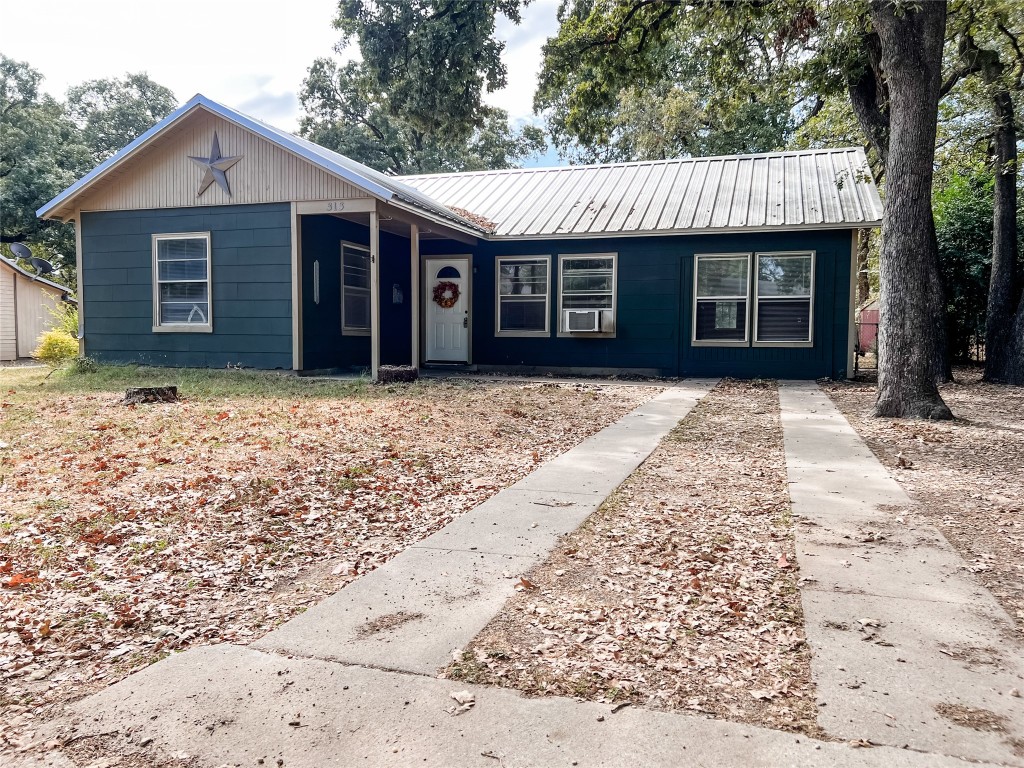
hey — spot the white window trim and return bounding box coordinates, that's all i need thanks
[557,252,617,338]
[341,240,371,337]
[151,232,212,333]
[752,250,815,348]
[495,255,551,337]
[691,252,752,347]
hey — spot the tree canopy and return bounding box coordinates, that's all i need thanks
[299,0,546,174]
[0,55,176,286]
[299,58,544,174]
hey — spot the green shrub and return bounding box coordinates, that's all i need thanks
[71,356,99,374]
[32,330,79,365]
[49,302,79,337]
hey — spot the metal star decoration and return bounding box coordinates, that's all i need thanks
[188,132,242,197]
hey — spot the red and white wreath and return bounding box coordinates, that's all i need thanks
[432,280,460,309]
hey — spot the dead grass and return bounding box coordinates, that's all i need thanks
[823,368,1024,633]
[0,364,659,750]
[446,380,820,736]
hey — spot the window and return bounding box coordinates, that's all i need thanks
[152,233,211,332]
[693,253,750,344]
[558,253,616,335]
[755,252,814,344]
[496,256,549,335]
[341,242,371,334]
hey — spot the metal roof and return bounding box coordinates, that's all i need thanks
[36,95,489,235]
[38,95,880,241]
[398,148,881,239]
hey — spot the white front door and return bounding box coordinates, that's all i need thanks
[425,257,469,363]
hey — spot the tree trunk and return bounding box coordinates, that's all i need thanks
[857,228,871,306]
[870,0,953,419]
[982,81,1024,384]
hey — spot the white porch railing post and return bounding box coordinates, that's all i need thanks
[370,208,380,381]
[410,223,420,369]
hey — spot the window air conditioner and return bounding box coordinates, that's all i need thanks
[565,309,601,332]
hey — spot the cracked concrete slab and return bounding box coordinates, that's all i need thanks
[33,644,997,768]
[253,545,534,675]
[254,381,718,675]
[779,381,1024,765]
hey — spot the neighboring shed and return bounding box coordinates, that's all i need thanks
[36,94,883,380]
[857,297,880,353]
[0,256,76,361]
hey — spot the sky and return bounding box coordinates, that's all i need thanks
[4,0,561,152]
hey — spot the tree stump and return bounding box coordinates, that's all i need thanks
[121,386,179,405]
[376,365,418,384]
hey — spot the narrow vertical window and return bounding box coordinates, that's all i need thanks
[755,252,814,344]
[693,253,750,343]
[496,256,550,335]
[341,243,371,334]
[152,233,212,332]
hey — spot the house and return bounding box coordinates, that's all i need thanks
[0,256,76,362]
[37,95,882,379]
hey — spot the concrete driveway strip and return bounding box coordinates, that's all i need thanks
[36,644,997,768]
[253,380,719,675]
[779,381,1024,766]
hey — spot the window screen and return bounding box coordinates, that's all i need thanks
[755,253,813,342]
[342,244,371,332]
[694,254,749,342]
[497,257,549,334]
[154,234,210,328]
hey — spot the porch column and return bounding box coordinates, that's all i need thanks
[369,209,380,381]
[410,223,420,369]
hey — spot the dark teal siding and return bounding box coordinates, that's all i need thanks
[418,229,854,379]
[80,204,292,369]
[81,202,852,378]
[299,215,412,371]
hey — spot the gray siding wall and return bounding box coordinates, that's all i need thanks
[80,204,292,369]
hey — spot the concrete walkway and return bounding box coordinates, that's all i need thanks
[251,381,717,675]
[779,381,1024,765]
[21,380,1020,768]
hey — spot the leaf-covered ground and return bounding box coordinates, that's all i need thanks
[824,368,1024,633]
[0,365,659,750]
[447,380,819,735]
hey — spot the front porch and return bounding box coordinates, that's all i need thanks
[292,200,478,378]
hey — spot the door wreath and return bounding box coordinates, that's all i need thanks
[433,280,460,309]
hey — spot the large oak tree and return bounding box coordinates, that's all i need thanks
[533,0,957,416]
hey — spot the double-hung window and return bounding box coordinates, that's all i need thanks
[341,242,371,335]
[558,253,616,335]
[152,233,212,332]
[754,252,814,344]
[496,256,550,335]
[693,253,750,344]
[692,251,815,346]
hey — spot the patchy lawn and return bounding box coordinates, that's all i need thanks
[446,380,819,735]
[823,368,1024,633]
[0,365,660,749]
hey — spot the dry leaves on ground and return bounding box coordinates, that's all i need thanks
[823,368,1024,632]
[447,380,820,735]
[0,370,658,750]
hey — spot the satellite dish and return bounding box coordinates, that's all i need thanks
[31,257,55,276]
[9,242,31,260]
